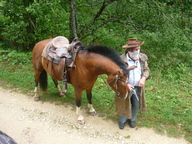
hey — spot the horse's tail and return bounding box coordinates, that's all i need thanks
[39,70,47,91]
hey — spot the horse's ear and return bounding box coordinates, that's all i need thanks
[127,66,136,70]
[118,69,123,74]
[68,40,82,51]
[72,37,78,42]
[123,66,136,76]
[122,69,129,76]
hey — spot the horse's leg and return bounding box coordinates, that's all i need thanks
[86,88,96,116]
[51,78,65,97]
[34,70,41,101]
[62,81,68,93]
[75,89,85,124]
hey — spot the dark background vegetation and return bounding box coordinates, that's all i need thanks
[0,0,191,143]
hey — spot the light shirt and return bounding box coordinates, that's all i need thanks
[126,54,141,86]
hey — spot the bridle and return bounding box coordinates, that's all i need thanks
[107,69,128,99]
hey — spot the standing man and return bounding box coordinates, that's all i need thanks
[115,38,150,129]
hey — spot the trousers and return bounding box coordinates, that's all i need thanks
[119,86,140,123]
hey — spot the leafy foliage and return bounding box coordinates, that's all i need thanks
[1,0,70,50]
[0,49,31,64]
[1,0,191,51]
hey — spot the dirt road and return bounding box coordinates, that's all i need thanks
[0,87,189,144]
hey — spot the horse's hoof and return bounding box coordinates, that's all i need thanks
[60,93,66,98]
[89,111,97,116]
[34,96,40,101]
[62,90,67,93]
[77,120,85,125]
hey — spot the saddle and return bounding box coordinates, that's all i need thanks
[41,36,82,92]
[42,36,81,67]
[48,47,71,64]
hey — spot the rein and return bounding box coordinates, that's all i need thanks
[95,71,128,115]
[105,70,128,98]
[94,75,116,115]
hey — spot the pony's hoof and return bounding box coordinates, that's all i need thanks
[77,120,85,125]
[89,111,97,116]
[60,93,66,98]
[34,96,40,101]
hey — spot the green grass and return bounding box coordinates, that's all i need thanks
[0,51,191,143]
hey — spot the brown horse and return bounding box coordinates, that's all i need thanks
[32,38,133,124]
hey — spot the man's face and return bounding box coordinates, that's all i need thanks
[128,46,140,52]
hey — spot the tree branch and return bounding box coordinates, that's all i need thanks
[78,0,118,37]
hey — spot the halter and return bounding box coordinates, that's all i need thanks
[107,69,128,99]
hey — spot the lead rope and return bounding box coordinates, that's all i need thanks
[95,75,117,115]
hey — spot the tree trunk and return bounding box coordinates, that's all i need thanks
[69,0,78,42]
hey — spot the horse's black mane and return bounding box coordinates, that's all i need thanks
[79,44,127,70]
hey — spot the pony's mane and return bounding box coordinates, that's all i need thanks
[79,44,127,70]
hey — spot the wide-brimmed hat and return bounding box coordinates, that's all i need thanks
[122,38,144,49]
[51,36,69,48]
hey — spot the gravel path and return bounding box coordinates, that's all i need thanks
[0,87,189,144]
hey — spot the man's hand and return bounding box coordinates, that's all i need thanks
[138,76,146,87]
[127,84,134,91]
